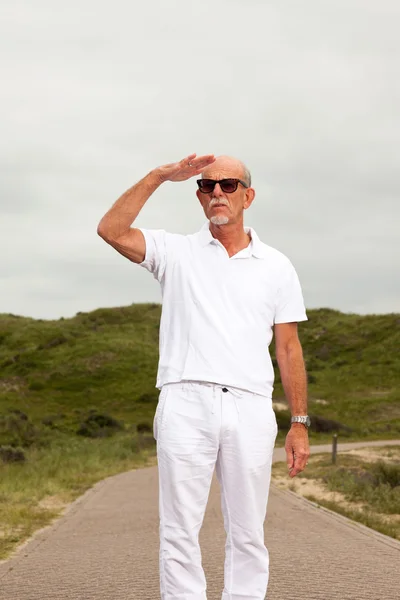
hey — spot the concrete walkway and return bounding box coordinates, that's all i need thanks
[0,440,399,599]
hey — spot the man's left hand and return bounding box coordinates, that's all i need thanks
[285,424,310,478]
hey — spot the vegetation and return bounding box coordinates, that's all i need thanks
[0,432,155,559]
[0,304,399,557]
[1,305,399,444]
[273,446,400,540]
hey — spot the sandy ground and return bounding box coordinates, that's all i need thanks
[272,444,400,529]
[340,446,400,463]
[272,402,287,411]
[38,495,69,511]
[272,398,330,410]
[273,473,361,511]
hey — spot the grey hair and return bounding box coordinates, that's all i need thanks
[242,164,252,187]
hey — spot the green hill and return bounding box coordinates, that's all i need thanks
[0,304,399,559]
[1,305,399,449]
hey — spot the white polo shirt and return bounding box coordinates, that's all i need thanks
[138,222,307,397]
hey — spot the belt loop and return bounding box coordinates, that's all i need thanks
[211,386,216,414]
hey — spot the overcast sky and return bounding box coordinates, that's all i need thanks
[1,0,399,320]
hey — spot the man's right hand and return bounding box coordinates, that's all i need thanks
[156,153,216,183]
[98,153,216,264]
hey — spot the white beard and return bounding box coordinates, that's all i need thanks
[209,196,229,225]
[210,215,229,225]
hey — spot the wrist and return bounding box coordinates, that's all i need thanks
[290,422,308,431]
[290,415,311,431]
[148,167,166,186]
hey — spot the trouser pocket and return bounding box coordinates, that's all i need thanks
[153,387,169,441]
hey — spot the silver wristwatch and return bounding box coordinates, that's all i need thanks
[291,415,311,428]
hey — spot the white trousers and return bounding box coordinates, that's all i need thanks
[153,381,278,600]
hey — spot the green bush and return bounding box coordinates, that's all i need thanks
[137,422,153,433]
[274,410,291,431]
[371,461,400,489]
[324,462,400,515]
[0,411,42,448]
[0,445,26,463]
[76,412,123,438]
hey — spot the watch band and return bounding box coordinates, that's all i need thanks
[291,415,311,427]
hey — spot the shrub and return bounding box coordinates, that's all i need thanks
[9,409,28,421]
[76,412,123,438]
[0,445,26,463]
[137,432,155,449]
[310,415,352,434]
[315,344,331,361]
[307,373,317,384]
[137,422,152,433]
[37,335,68,350]
[137,392,158,404]
[0,411,41,448]
[274,410,291,431]
[323,463,400,515]
[371,461,400,489]
[28,380,45,391]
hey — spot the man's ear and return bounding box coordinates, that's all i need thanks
[196,189,203,204]
[244,187,256,209]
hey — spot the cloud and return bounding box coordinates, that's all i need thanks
[1,0,399,319]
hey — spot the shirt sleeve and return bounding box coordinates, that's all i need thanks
[274,259,308,324]
[137,228,167,283]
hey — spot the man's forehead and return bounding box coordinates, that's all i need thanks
[202,157,243,179]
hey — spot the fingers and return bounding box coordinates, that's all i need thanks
[190,154,215,175]
[161,153,216,183]
[286,447,294,471]
[194,154,216,166]
[286,433,310,478]
[180,153,196,168]
[289,449,309,478]
[165,154,215,182]
[185,154,216,173]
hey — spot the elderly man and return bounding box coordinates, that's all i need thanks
[97,153,310,600]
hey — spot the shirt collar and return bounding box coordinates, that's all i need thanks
[197,222,266,259]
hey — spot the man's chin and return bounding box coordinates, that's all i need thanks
[210,215,229,225]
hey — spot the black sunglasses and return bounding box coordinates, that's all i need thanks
[196,178,249,194]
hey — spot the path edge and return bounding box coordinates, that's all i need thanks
[271,484,400,552]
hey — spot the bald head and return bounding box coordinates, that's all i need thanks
[202,155,252,187]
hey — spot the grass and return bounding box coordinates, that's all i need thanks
[1,305,399,442]
[0,430,156,560]
[1,304,400,557]
[272,446,400,540]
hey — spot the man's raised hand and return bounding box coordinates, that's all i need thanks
[156,154,216,183]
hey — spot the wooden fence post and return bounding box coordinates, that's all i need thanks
[332,433,338,464]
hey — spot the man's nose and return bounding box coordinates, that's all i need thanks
[212,182,224,197]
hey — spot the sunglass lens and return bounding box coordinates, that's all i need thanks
[199,180,215,193]
[220,179,237,193]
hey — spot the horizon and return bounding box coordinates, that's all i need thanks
[1,303,399,323]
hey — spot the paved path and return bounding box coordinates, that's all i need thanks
[0,441,399,600]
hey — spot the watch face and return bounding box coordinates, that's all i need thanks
[306,416,311,427]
